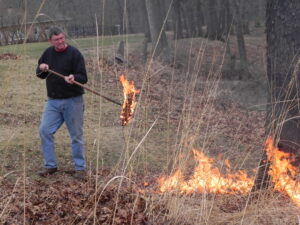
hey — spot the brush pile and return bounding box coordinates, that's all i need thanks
[0,53,19,60]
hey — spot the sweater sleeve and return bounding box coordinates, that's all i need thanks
[72,50,88,84]
[36,51,49,79]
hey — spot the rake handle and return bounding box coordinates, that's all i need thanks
[47,69,122,106]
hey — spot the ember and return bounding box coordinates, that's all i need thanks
[119,74,140,126]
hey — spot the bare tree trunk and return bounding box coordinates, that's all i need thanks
[195,0,204,37]
[254,0,261,27]
[234,0,249,74]
[224,0,233,36]
[181,4,191,38]
[161,0,172,31]
[172,0,184,39]
[140,0,151,62]
[140,0,151,43]
[204,0,219,40]
[203,0,224,41]
[255,0,265,27]
[145,0,169,58]
[253,0,300,191]
[116,0,125,34]
[181,0,198,38]
[242,1,250,34]
[126,2,135,34]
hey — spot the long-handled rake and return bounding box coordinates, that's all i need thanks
[48,69,121,106]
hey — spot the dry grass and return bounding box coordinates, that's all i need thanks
[146,191,300,225]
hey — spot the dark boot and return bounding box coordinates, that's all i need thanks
[38,168,58,177]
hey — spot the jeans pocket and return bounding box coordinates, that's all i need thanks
[72,96,84,113]
[72,95,83,104]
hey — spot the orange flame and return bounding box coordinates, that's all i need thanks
[158,138,300,207]
[158,149,254,194]
[265,137,300,206]
[119,74,140,126]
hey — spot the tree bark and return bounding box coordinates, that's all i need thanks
[181,0,199,38]
[116,0,125,34]
[254,0,265,27]
[253,0,300,190]
[234,0,249,74]
[204,0,221,40]
[241,1,250,34]
[172,0,184,39]
[224,0,233,36]
[145,0,169,58]
[195,0,204,37]
[140,0,151,43]
[126,1,135,34]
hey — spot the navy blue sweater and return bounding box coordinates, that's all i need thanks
[36,45,88,99]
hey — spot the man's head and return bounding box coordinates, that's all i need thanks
[48,27,67,52]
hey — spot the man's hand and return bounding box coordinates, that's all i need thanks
[39,63,49,72]
[65,74,75,84]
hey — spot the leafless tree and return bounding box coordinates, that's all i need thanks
[145,0,169,58]
[233,0,249,74]
[253,0,300,191]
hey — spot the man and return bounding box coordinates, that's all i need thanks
[36,27,87,180]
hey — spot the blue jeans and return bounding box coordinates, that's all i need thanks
[39,96,86,171]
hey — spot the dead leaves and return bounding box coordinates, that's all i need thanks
[0,53,19,60]
[0,178,148,225]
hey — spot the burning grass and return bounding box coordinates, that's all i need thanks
[265,138,300,207]
[158,149,254,194]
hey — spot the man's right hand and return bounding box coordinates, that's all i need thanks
[39,63,49,72]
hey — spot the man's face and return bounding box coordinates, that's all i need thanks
[49,33,66,51]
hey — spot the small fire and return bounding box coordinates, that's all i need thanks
[158,149,254,194]
[265,137,300,206]
[119,74,140,126]
[158,138,300,207]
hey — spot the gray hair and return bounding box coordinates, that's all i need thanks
[48,27,64,39]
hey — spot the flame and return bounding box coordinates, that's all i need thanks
[158,149,254,194]
[265,137,300,206]
[119,74,140,126]
[158,138,300,207]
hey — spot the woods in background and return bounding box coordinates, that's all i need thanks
[0,1,264,46]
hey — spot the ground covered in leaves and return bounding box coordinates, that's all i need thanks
[0,173,149,225]
[1,172,299,225]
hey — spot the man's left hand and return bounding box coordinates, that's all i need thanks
[65,74,75,84]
